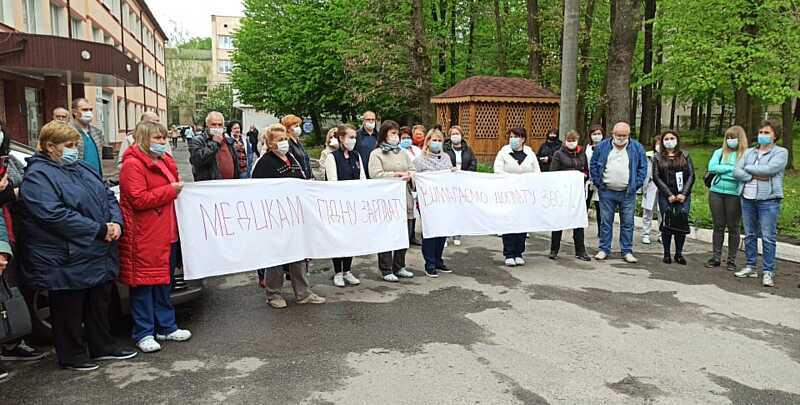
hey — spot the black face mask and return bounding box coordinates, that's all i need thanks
[548,136,558,142]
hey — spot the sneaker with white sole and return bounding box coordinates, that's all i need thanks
[642,235,651,244]
[514,257,525,266]
[297,293,326,305]
[333,273,345,287]
[762,272,775,287]
[156,329,192,342]
[505,258,516,267]
[623,253,638,263]
[734,266,758,278]
[343,272,360,285]
[1,341,47,361]
[395,268,414,278]
[594,251,608,260]
[268,297,288,308]
[136,336,161,353]
[383,273,399,282]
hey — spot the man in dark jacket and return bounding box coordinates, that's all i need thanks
[246,125,260,158]
[354,111,378,178]
[190,111,240,181]
[537,129,562,172]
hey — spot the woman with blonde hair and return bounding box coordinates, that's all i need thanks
[705,125,748,271]
[318,127,340,174]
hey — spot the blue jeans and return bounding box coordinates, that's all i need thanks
[130,243,179,342]
[598,189,636,255]
[422,237,447,270]
[741,198,781,274]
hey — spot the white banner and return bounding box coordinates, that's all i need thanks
[414,171,588,238]
[176,178,409,280]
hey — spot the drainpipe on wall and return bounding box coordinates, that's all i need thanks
[120,0,128,132]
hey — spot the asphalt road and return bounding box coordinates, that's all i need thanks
[2,142,799,404]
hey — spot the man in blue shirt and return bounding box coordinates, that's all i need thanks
[354,111,378,178]
[70,98,105,176]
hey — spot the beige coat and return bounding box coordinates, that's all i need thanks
[368,147,416,219]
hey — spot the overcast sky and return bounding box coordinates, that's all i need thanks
[148,0,244,41]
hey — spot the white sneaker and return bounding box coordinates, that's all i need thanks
[735,266,758,278]
[156,329,192,342]
[137,336,161,353]
[333,273,345,287]
[395,268,414,278]
[642,235,651,244]
[762,272,774,287]
[343,272,360,285]
[594,251,608,260]
[444,240,448,248]
[453,239,462,246]
[383,273,399,282]
[623,253,638,263]
[514,257,525,266]
[505,258,516,267]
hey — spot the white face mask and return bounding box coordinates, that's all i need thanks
[565,141,578,150]
[208,127,224,136]
[345,138,357,151]
[329,137,339,148]
[80,111,93,124]
[276,140,290,154]
[663,139,677,150]
[365,122,376,131]
[450,134,462,144]
[591,134,603,143]
[0,131,4,146]
[613,136,628,147]
[293,127,302,137]
[387,136,400,146]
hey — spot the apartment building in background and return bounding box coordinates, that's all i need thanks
[0,0,167,149]
[210,15,276,130]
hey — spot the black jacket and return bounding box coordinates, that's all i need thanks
[537,139,563,172]
[550,145,589,178]
[252,152,307,180]
[443,140,478,171]
[289,138,312,179]
[652,151,695,197]
[247,129,260,157]
[189,132,240,181]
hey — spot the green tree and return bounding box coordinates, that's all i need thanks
[196,84,236,125]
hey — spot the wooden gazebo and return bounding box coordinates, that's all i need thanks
[431,76,560,162]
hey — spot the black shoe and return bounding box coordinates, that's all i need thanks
[0,366,8,380]
[436,265,452,273]
[704,259,721,268]
[0,342,47,361]
[675,255,687,265]
[92,348,138,361]
[424,268,439,278]
[662,255,672,264]
[548,251,558,260]
[575,253,592,262]
[410,238,422,246]
[63,362,100,372]
[726,263,738,272]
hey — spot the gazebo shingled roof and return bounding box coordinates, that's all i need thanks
[431,76,560,104]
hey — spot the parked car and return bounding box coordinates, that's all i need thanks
[8,141,204,342]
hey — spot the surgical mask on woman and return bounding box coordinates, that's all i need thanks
[509,138,522,150]
[565,141,578,150]
[399,138,412,150]
[293,127,302,137]
[590,133,603,144]
[329,137,339,148]
[387,136,400,146]
[61,147,79,164]
[150,143,169,156]
[450,134,462,144]
[726,138,739,149]
[276,140,290,154]
[429,141,443,153]
[663,139,678,150]
[345,138,357,151]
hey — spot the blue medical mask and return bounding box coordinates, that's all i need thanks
[399,138,412,150]
[757,134,772,146]
[509,138,521,150]
[61,147,79,164]
[150,143,169,156]
[429,141,443,153]
[726,138,739,149]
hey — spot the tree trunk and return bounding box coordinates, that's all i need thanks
[717,99,726,136]
[310,111,323,145]
[449,0,457,86]
[690,100,699,130]
[639,0,656,145]
[603,0,641,133]
[783,97,795,169]
[411,0,434,123]
[629,88,638,131]
[526,0,544,84]
[576,0,596,136]
[433,0,446,75]
[466,0,476,76]
[559,0,580,136]
[494,0,507,75]
[703,97,712,143]
[734,87,751,134]
[749,96,762,140]
[669,95,677,129]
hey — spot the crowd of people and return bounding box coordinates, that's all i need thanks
[0,101,790,380]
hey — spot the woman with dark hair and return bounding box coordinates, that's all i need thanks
[585,125,605,236]
[652,130,695,265]
[548,130,591,261]
[226,120,251,178]
[537,128,562,172]
[493,127,541,267]
[368,120,416,282]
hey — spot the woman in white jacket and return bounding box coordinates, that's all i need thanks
[493,127,541,267]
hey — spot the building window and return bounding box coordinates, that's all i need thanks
[218,60,233,74]
[218,35,234,50]
[111,0,120,20]
[122,2,129,28]
[50,4,67,36]
[93,27,103,43]
[118,98,126,131]
[71,17,83,39]
[1,1,14,26]
[23,0,41,33]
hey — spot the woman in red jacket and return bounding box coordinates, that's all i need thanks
[119,121,191,353]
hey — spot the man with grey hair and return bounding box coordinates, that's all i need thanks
[70,98,105,175]
[189,111,239,181]
[589,122,648,263]
[355,110,378,178]
[52,107,70,123]
[117,111,168,168]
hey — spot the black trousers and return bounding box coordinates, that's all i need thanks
[550,228,587,255]
[48,281,117,366]
[331,257,354,274]
[502,233,526,259]
[377,249,407,276]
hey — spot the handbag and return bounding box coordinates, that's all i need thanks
[0,275,32,343]
[704,153,723,188]
[662,205,690,235]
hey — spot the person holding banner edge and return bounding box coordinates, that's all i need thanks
[252,124,326,308]
[414,129,456,277]
[493,127,541,267]
[324,124,365,287]
[368,120,416,282]
[548,130,592,262]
